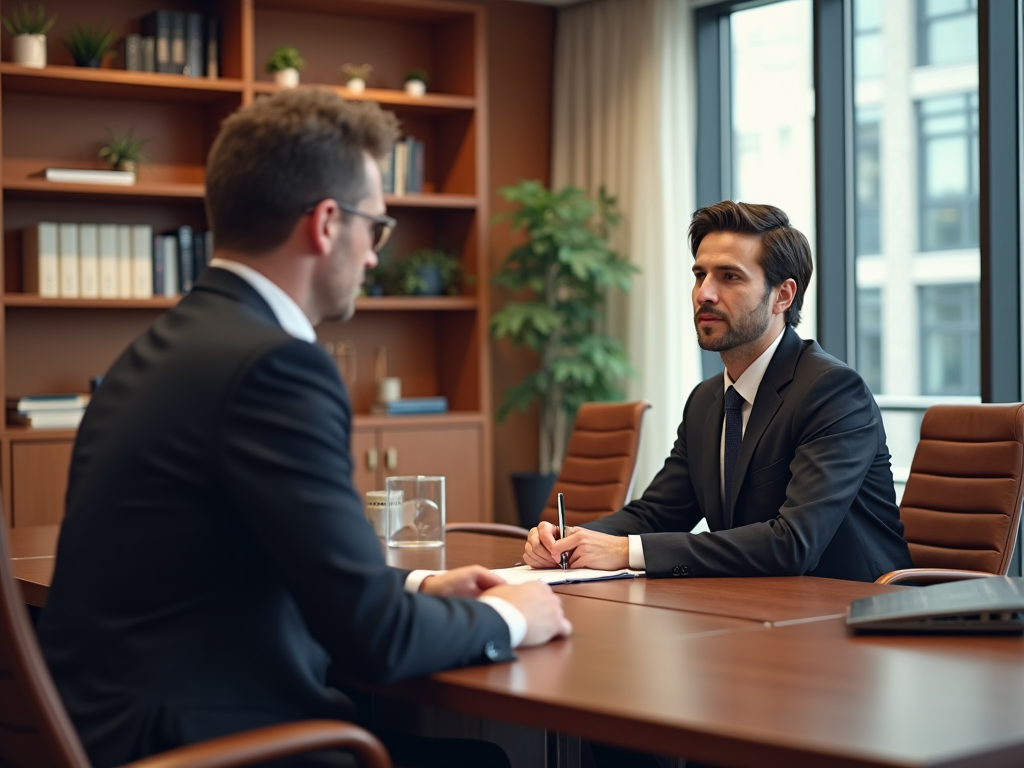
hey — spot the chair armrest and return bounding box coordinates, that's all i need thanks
[120,720,391,768]
[446,523,530,539]
[875,568,999,586]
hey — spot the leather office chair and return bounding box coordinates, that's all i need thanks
[875,402,1024,586]
[448,400,651,537]
[0,521,392,768]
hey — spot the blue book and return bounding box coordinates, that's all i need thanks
[373,396,449,415]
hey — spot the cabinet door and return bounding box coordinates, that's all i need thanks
[350,428,381,500]
[12,441,73,527]
[379,425,484,523]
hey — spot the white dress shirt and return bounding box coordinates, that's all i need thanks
[208,260,527,647]
[626,327,787,570]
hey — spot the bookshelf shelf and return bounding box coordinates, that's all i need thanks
[3,160,206,201]
[4,427,79,441]
[250,81,475,114]
[355,296,477,311]
[4,295,180,309]
[384,194,477,209]
[0,64,245,103]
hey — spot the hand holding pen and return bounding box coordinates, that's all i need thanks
[557,492,569,570]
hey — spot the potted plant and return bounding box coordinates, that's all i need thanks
[62,21,115,67]
[98,126,151,174]
[265,45,304,88]
[341,62,372,94]
[2,3,55,69]
[403,68,428,97]
[491,180,637,526]
[395,249,463,296]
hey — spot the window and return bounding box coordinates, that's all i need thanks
[918,0,978,67]
[919,93,979,252]
[919,284,979,396]
[854,0,883,79]
[855,107,881,256]
[856,288,882,393]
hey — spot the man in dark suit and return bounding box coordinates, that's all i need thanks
[524,201,911,582]
[37,89,571,768]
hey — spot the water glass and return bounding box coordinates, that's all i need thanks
[386,475,445,548]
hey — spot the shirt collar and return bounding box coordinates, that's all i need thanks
[723,327,787,405]
[208,258,317,343]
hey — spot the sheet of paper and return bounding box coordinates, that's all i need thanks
[491,564,644,586]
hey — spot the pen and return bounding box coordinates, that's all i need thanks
[557,492,569,570]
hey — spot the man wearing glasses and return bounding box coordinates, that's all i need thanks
[38,89,571,768]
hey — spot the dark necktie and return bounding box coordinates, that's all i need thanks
[724,386,745,508]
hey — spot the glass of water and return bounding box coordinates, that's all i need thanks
[385,475,445,548]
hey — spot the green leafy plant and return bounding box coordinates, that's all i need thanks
[491,180,638,474]
[98,126,152,172]
[394,249,463,296]
[341,62,372,82]
[403,68,428,85]
[62,21,115,66]
[265,45,305,73]
[2,3,55,35]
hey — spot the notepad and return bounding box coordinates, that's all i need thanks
[492,565,644,586]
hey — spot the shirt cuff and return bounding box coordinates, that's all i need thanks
[404,569,438,593]
[628,535,647,570]
[478,596,527,648]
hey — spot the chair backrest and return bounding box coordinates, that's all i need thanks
[540,401,651,528]
[0,520,90,768]
[899,403,1024,575]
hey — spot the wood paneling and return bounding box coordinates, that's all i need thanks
[11,441,72,527]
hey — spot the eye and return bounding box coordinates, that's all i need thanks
[692,271,706,282]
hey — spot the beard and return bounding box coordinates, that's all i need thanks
[694,285,773,352]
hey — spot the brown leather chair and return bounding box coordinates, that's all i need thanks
[448,400,651,537]
[0,520,392,768]
[876,402,1024,585]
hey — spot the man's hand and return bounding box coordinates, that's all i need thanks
[523,521,564,568]
[483,581,572,646]
[419,565,507,597]
[551,527,629,570]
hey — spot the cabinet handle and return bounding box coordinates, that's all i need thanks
[385,447,398,470]
[367,447,378,471]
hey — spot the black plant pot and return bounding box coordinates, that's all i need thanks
[414,265,443,296]
[74,58,101,67]
[510,471,557,529]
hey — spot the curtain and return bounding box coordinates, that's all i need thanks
[552,0,702,498]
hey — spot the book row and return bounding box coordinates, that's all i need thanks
[22,222,212,300]
[380,137,425,196]
[122,11,220,78]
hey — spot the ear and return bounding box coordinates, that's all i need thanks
[773,278,797,316]
[305,198,340,258]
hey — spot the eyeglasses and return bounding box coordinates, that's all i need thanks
[304,199,397,252]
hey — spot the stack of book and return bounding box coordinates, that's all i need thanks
[122,11,219,78]
[371,396,449,416]
[380,136,425,195]
[23,222,213,300]
[7,393,91,429]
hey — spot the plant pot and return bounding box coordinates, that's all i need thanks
[511,471,557,529]
[404,79,426,97]
[346,77,366,93]
[116,160,137,174]
[12,34,46,68]
[274,68,300,88]
[414,265,443,296]
[75,58,101,68]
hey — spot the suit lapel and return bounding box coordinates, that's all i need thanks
[702,384,726,530]
[726,327,801,527]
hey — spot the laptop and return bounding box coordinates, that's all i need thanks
[847,576,1024,634]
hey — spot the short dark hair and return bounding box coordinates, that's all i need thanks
[688,200,813,327]
[205,88,400,254]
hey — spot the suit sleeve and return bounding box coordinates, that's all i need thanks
[638,365,882,577]
[218,339,513,683]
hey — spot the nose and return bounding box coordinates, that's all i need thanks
[695,276,718,306]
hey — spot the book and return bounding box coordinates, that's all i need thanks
[151,234,166,296]
[193,228,206,275]
[78,223,99,298]
[44,168,136,186]
[131,224,154,298]
[175,225,194,292]
[170,11,186,74]
[205,16,219,79]
[370,396,449,415]
[123,33,141,71]
[116,225,133,299]
[490,565,644,586]
[184,12,204,77]
[163,235,179,297]
[58,223,79,298]
[7,409,85,429]
[22,222,59,297]
[141,36,156,72]
[141,11,171,73]
[98,224,119,298]
[8,393,90,411]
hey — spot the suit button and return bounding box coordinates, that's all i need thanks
[672,566,682,576]
[680,566,691,575]
[484,641,500,660]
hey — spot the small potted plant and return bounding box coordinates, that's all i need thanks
[403,68,428,97]
[2,3,55,69]
[98,126,151,174]
[265,45,305,88]
[341,62,372,94]
[62,21,116,67]
[396,249,463,296]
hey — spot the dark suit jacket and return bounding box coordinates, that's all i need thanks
[37,268,513,768]
[587,326,912,581]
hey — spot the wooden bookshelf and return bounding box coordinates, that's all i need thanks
[0,0,492,528]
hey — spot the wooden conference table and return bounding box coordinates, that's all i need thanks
[12,526,1024,767]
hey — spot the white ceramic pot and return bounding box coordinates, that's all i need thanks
[12,34,46,69]
[274,67,300,88]
[404,79,426,97]
[346,77,366,94]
